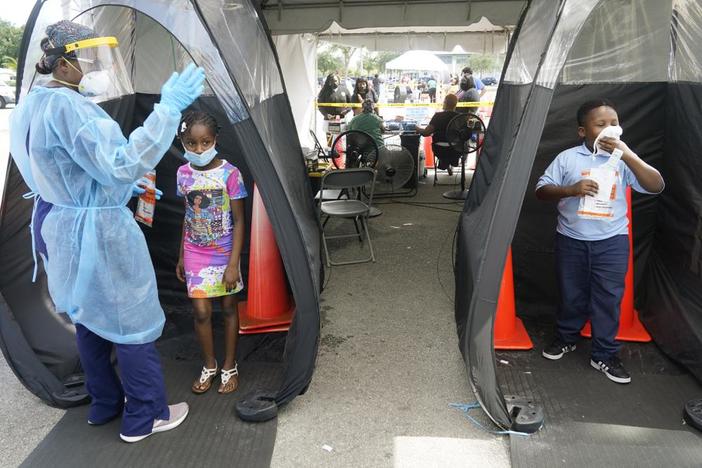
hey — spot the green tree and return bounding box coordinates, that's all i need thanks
[468,54,498,76]
[2,56,17,70]
[328,44,356,78]
[0,20,24,63]
[317,49,343,77]
[376,51,401,72]
[365,51,401,74]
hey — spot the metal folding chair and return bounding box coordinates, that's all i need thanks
[318,168,377,267]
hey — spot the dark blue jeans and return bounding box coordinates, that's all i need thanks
[555,233,629,361]
[75,324,170,436]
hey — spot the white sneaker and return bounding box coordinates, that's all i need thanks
[119,402,189,443]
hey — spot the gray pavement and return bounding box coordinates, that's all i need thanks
[271,176,509,467]
[0,355,64,468]
[0,107,509,467]
[0,108,65,468]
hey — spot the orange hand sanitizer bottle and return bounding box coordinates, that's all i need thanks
[135,171,156,227]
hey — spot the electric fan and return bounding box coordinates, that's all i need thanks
[372,144,415,197]
[330,130,380,169]
[443,112,486,200]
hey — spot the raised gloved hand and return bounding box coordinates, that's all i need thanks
[132,178,163,200]
[160,63,206,112]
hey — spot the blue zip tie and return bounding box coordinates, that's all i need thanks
[449,402,531,437]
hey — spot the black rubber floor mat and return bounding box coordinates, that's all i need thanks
[21,359,282,468]
[499,319,702,468]
[511,422,702,468]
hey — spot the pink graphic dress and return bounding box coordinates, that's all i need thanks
[177,160,248,298]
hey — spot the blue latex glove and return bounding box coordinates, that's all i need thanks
[159,63,206,112]
[132,178,163,200]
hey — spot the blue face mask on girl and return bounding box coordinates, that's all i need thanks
[184,145,218,167]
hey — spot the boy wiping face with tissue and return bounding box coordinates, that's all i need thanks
[535,99,664,384]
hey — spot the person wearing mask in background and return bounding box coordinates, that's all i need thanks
[9,20,206,443]
[352,77,378,115]
[317,73,351,120]
[461,66,486,97]
[445,76,460,96]
[456,75,481,115]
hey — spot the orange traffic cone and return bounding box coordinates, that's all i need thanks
[238,185,295,335]
[423,135,435,169]
[581,187,651,342]
[494,247,533,350]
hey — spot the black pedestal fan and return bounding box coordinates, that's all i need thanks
[442,112,486,200]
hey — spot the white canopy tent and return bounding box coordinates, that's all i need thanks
[317,18,511,53]
[385,50,448,72]
[272,34,319,153]
[260,0,525,32]
[261,0,525,148]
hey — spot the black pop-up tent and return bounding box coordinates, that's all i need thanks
[0,0,321,420]
[4,0,702,440]
[457,0,702,431]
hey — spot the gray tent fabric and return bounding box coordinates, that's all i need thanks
[259,0,526,33]
[457,0,702,430]
[1,0,320,417]
[5,0,702,434]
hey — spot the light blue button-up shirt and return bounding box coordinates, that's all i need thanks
[536,143,660,241]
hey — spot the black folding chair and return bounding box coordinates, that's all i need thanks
[318,168,377,267]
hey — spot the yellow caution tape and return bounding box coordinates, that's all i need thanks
[316,101,494,108]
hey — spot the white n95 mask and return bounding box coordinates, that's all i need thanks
[78,70,111,97]
[593,125,623,155]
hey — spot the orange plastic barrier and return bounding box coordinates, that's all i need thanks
[494,247,533,350]
[423,135,435,169]
[581,187,651,341]
[238,185,295,335]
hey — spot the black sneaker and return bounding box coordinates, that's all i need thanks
[590,356,631,384]
[541,339,576,360]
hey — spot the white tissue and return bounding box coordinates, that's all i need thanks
[593,125,623,155]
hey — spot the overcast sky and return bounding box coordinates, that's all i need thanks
[1,3,35,27]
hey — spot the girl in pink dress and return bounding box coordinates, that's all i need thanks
[175,111,247,394]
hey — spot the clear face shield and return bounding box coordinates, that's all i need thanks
[50,36,133,100]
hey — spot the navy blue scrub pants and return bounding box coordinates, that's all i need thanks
[75,324,170,437]
[555,233,629,361]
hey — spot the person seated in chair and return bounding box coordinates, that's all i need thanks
[347,99,386,166]
[416,94,460,173]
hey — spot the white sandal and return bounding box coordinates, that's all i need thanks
[218,363,239,394]
[192,361,218,394]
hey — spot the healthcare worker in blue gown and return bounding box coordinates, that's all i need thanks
[9,20,206,443]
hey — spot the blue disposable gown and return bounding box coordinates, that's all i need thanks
[10,87,181,344]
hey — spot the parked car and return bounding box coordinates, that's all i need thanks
[0,79,16,109]
[481,76,498,86]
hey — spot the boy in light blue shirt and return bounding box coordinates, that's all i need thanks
[536,99,664,384]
